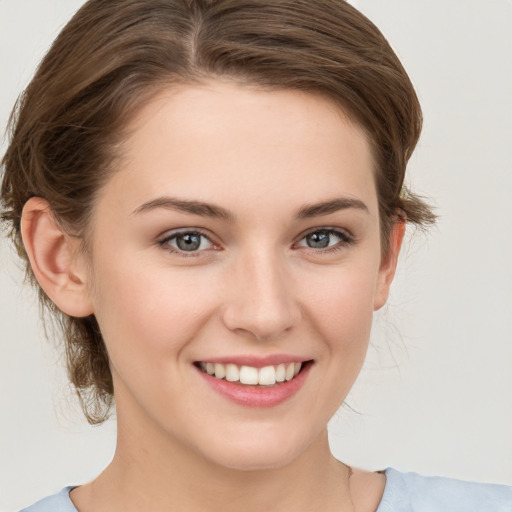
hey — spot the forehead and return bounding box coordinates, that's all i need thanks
[99,80,378,221]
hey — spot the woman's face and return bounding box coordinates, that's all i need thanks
[86,81,400,470]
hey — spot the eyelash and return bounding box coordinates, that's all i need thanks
[158,229,215,258]
[294,228,355,254]
[157,227,355,257]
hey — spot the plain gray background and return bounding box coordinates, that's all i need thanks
[1,1,511,510]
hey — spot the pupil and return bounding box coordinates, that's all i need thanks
[307,231,330,248]
[177,233,201,251]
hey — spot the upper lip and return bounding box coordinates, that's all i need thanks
[194,354,312,368]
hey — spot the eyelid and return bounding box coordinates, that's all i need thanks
[156,226,355,257]
[157,228,219,256]
[294,226,355,250]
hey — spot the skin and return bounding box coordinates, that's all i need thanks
[22,80,404,512]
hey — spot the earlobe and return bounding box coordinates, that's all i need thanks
[21,197,93,317]
[373,219,406,311]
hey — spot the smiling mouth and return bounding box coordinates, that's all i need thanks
[195,361,311,387]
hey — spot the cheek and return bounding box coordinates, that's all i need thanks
[292,263,379,429]
[303,261,378,346]
[89,254,218,361]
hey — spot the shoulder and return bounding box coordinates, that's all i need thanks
[377,468,512,512]
[20,487,77,512]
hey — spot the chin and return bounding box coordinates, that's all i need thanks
[194,424,316,472]
[207,447,301,472]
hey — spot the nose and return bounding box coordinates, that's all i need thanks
[221,248,301,341]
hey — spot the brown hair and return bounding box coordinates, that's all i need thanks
[1,0,435,424]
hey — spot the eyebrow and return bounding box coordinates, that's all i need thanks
[132,197,235,221]
[296,197,369,218]
[132,196,368,220]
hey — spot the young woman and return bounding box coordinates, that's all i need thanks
[1,1,511,511]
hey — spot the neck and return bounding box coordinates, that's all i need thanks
[76,415,354,512]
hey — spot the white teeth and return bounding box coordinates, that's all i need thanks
[285,363,295,381]
[200,361,305,385]
[259,366,276,386]
[214,363,225,379]
[240,366,259,385]
[225,364,240,382]
[275,364,286,382]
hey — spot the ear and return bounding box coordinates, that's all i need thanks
[373,219,406,311]
[21,197,94,317]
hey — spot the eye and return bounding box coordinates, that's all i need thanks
[159,230,214,254]
[296,228,353,250]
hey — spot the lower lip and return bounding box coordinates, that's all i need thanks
[195,362,312,408]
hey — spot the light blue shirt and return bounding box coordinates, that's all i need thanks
[21,467,512,511]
